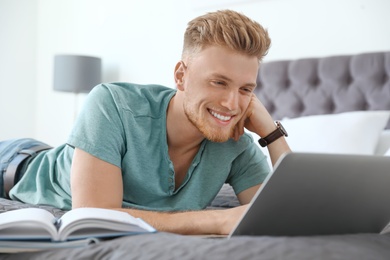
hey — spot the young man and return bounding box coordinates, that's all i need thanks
[2,10,290,235]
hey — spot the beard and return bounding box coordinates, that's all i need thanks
[183,102,235,143]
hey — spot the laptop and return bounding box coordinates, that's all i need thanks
[229,152,390,237]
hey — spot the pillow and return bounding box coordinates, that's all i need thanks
[279,111,390,155]
[374,130,390,155]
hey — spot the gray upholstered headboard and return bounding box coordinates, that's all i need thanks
[254,51,390,128]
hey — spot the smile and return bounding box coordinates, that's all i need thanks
[209,110,232,122]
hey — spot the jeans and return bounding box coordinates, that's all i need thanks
[0,138,51,198]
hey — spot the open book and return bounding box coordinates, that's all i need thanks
[0,207,156,242]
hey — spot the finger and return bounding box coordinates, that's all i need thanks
[231,125,238,141]
[234,125,240,141]
[238,113,247,135]
[232,120,244,141]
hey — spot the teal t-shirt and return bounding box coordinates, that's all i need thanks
[10,83,270,211]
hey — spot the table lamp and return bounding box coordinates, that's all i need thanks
[53,54,102,119]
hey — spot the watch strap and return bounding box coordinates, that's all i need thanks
[258,121,287,147]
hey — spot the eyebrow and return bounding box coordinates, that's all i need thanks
[210,73,257,88]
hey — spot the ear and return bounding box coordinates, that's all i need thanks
[174,61,185,90]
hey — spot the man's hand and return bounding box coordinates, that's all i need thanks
[232,94,275,141]
[217,205,248,235]
[231,93,291,166]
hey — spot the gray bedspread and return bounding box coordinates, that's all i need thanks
[2,232,390,260]
[1,190,390,260]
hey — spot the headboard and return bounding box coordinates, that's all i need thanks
[254,51,390,128]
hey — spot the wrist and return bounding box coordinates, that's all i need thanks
[258,121,288,147]
[206,210,228,235]
[251,117,277,138]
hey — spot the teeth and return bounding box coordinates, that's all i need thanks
[210,111,231,121]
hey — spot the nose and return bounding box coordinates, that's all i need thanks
[220,89,239,111]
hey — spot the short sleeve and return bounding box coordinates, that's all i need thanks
[227,141,271,195]
[67,84,126,168]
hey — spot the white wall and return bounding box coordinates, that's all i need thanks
[0,0,37,139]
[34,0,186,146]
[190,0,390,61]
[1,0,389,146]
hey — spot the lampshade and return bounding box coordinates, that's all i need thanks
[53,55,102,93]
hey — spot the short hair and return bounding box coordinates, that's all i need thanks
[182,10,271,62]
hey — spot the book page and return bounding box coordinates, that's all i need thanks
[58,208,155,241]
[0,208,58,240]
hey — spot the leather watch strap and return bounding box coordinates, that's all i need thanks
[258,121,288,147]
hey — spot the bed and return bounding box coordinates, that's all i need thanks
[1,51,390,259]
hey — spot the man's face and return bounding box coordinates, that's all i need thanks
[179,45,259,142]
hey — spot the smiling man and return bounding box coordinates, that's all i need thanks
[4,10,290,235]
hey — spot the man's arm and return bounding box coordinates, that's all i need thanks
[233,93,291,166]
[71,148,246,235]
[236,184,260,205]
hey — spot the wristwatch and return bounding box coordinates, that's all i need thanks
[258,121,288,147]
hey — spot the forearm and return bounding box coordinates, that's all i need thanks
[267,136,291,166]
[113,207,239,235]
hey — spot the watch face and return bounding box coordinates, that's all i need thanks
[276,121,288,137]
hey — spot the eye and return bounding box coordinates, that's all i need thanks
[240,87,254,94]
[211,80,227,86]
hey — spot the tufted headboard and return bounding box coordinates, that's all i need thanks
[254,51,390,128]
